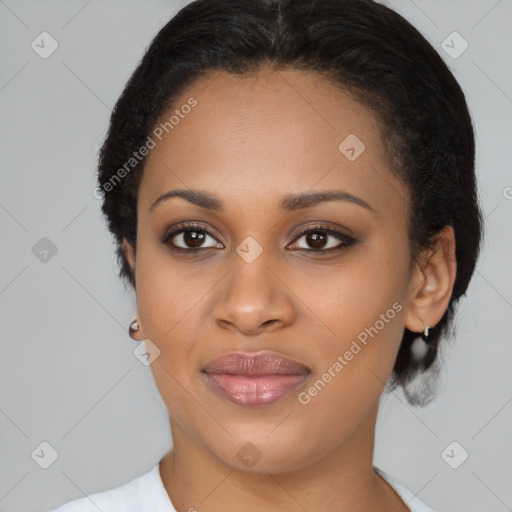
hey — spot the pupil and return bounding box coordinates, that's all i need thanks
[184,230,205,248]
[307,232,326,249]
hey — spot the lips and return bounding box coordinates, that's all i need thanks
[202,352,311,407]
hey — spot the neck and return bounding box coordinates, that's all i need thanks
[159,405,408,511]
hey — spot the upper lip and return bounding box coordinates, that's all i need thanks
[202,351,311,376]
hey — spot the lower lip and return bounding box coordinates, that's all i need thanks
[202,372,310,407]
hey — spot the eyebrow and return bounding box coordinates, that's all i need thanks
[149,188,376,214]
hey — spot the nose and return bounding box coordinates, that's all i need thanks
[211,256,296,336]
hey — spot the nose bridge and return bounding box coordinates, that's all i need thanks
[231,244,275,299]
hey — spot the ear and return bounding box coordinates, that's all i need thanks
[404,225,457,334]
[121,238,136,274]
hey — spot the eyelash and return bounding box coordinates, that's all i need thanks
[162,222,356,255]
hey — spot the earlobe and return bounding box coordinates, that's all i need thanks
[404,225,457,334]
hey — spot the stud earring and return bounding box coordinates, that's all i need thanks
[422,326,430,343]
[129,318,139,340]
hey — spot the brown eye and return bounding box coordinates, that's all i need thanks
[163,224,223,251]
[181,229,207,248]
[303,232,328,250]
[290,226,356,252]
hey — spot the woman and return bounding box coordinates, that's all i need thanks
[50,0,483,510]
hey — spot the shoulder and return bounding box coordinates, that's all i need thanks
[47,463,175,512]
[375,467,436,512]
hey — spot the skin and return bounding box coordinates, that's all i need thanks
[122,65,456,511]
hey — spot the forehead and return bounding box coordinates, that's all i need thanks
[139,67,407,219]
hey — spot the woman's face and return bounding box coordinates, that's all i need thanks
[125,67,420,472]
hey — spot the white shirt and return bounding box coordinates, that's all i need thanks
[48,463,434,511]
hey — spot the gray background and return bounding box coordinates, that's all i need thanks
[1,0,511,511]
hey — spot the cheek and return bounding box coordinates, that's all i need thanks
[292,236,409,333]
[133,245,211,416]
[134,238,208,353]
[289,237,410,395]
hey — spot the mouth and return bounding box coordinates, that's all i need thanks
[201,351,311,407]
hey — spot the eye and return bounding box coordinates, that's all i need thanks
[162,222,356,254]
[289,224,356,253]
[163,222,223,252]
